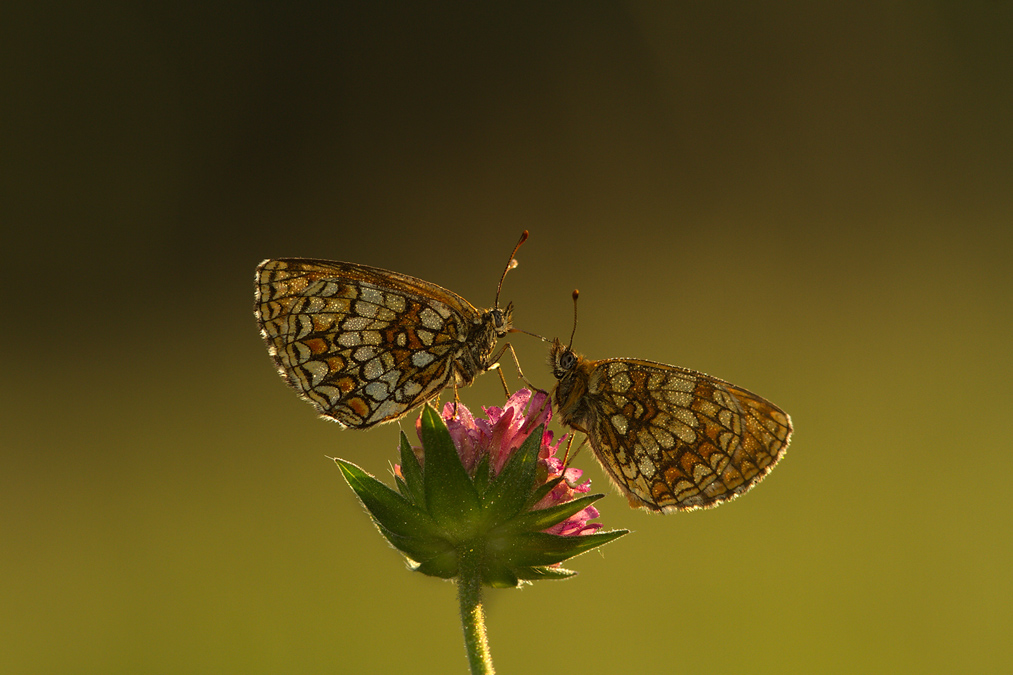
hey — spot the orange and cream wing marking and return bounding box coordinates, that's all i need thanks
[255,257,514,429]
[550,340,792,512]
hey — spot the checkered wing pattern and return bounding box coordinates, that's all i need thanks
[550,340,792,512]
[255,259,511,428]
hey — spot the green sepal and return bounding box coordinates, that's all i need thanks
[479,424,543,528]
[420,405,482,536]
[472,454,492,495]
[494,494,606,535]
[334,459,445,541]
[394,474,410,501]
[496,530,629,567]
[398,431,425,507]
[376,524,455,564]
[481,563,520,589]
[526,475,565,509]
[413,548,460,579]
[481,560,579,586]
[512,566,577,581]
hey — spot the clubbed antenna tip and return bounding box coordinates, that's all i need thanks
[495,231,529,308]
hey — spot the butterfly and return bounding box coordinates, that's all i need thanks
[548,297,792,512]
[255,232,528,428]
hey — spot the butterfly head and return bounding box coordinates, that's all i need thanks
[549,338,580,381]
[489,301,514,337]
[548,288,583,381]
[466,302,514,372]
[548,337,591,430]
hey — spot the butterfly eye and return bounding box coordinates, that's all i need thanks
[560,350,577,370]
[491,309,506,330]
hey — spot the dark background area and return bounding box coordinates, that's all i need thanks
[2,3,1011,673]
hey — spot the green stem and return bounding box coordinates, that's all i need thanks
[457,543,494,675]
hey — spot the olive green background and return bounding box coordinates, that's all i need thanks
[3,3,1011,674]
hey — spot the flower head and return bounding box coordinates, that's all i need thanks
[335,391,627,587]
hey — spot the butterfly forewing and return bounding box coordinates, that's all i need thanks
[255,258,510,428]
[551,340,792,512]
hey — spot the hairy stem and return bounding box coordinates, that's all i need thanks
[457,544,494,675]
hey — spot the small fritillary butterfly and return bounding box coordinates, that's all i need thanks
[255,232,528,428]
[549,294,792,512]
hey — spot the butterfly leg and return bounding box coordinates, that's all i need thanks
[560,434,590,467]
[496,366,512,397]
[560,434,575,465]
[451,385,461,419]
[489,342,547,395]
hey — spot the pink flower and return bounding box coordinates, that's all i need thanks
[343,391,627,587]
[407,389,602,537]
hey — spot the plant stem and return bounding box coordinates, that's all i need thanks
[457,543,494,675]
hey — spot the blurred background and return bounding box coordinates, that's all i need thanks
[3,3,1011,673]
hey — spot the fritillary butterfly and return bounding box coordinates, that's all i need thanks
[255,232,528,428]
[549,294,792,512]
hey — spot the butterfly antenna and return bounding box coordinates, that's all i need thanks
[567,289,579,350]
[494,230,529,308]
[509,327,549,342]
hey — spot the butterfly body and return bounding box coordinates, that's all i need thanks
[256,258,513,428]
[549,339,792,512]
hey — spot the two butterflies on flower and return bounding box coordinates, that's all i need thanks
[254,232,792,513]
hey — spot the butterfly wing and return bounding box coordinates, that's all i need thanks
[255,258,487,428]
[581,358,792,512]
